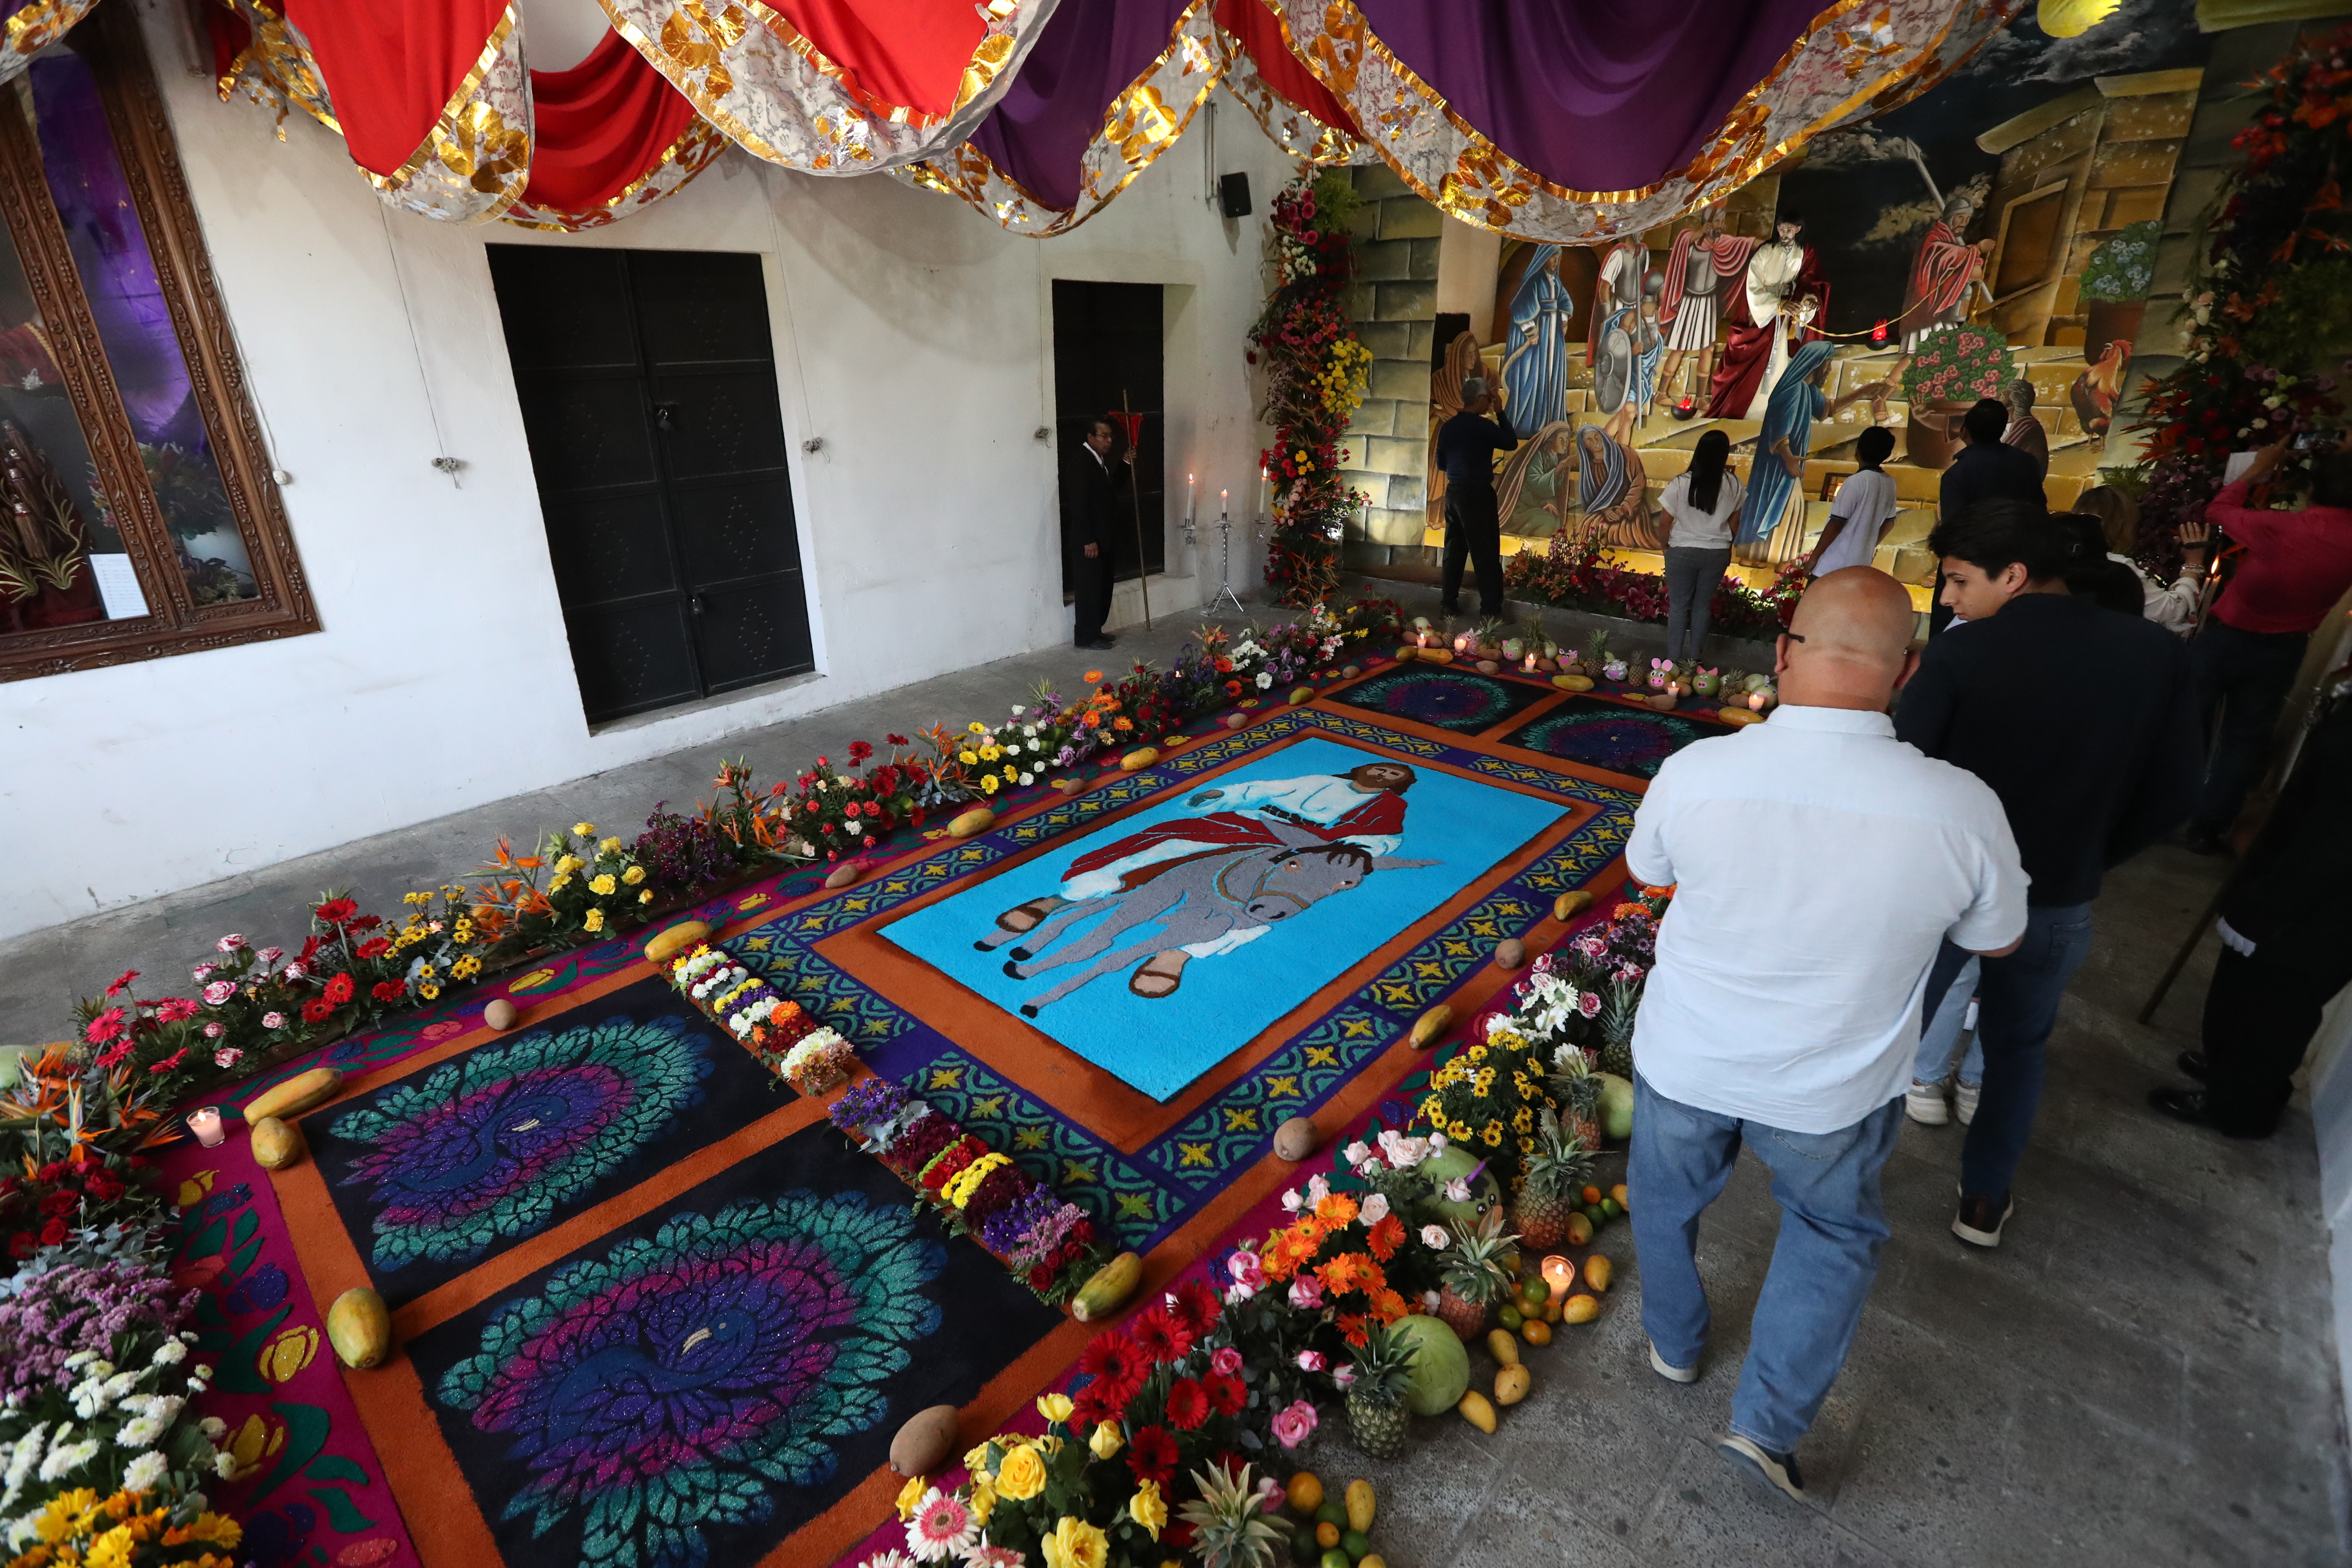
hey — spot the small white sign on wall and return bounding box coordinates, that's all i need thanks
[88,553,148,619]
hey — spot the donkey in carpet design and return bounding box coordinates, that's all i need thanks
[974,817,1436,1015]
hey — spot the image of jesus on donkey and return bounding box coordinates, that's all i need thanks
[976,761,1436,1015]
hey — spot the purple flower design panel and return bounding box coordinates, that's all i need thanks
[1499,695,1728,780]
[1329,665,1550,735]
[307,976,780,1309]
[405,1125,1061,1568]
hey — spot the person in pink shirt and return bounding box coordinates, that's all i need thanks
[2185,436,2352,853]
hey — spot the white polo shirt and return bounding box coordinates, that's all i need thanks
[1625,705,2028,1133]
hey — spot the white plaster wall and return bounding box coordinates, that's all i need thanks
[0,5,1295,940]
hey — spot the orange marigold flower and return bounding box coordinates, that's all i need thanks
[1313,1192,1358,1227]
[1083,670,1104,683]
[1113,717,1133,731]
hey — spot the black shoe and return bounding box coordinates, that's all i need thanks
[1078,637,1118,651]
[1717,1434,1806,1502]
[1952,1190,2014,1249]
[2176,1050,2209,1082]
[2148,1085,2273,1138]
[2180,828,2229,856]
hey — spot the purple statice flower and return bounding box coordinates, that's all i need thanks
[1007,1202,1089,1268]
[829,1076,909,1134]
[0,1261,196,1400]
[978,1188,1060,1256]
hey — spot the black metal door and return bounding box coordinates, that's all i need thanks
[1050,280,1164,595]
[488,246,812,724]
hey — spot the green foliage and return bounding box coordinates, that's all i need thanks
[1311,168,1363,233]
[2079,220,2161,303]
[2239,255,2352,372]
[2095,462,2151,498]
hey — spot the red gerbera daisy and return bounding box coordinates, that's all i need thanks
[1164,1377,1210,1431]
[1203,1372,1246,1416]
[312,897,359,925]
[323,973,355,1006]
[1069,1381,1120,1435]
[1077,1331,1144,1394]
[1127,1424,1179,1486]
[103,970,138,998]
[1168,1278,1222,1337]
[1130,1304,1195,1366]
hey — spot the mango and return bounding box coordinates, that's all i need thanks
[1611,1182,1629,1209]
[243,1067,341,1125]
[1520,1319,1553,1346]
[326,1287,391,1369]
[248,1116,302,1170]
[1585,1255,1614,1293]
[1551,673,1594,691]
[1553,890,1595,923]
[1344,1479,1375,1533]
[1561,1293,1601,1324]
[1394,645,1419,662]
[1719,706,1764,726]
[1486,1329,1520,1366]
[1494,1363,1531,1406]
[1288,687,1315,706]
[1564,1212,1594,1247]
[1457,1389,1497,1433]
[1069,1251,1141,1322]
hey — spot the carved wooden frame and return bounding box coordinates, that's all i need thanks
[0,5,315,682]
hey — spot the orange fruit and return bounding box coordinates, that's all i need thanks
[1317,1523,1340,1550]
[1520,1319,1553,1345]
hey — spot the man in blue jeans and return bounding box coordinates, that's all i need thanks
[1626,569,2027,1503]
[1898,501,2199,1246]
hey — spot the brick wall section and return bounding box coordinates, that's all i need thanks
[1341,165,1441,547]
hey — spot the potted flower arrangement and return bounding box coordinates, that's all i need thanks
[2077,220,2159,355]
[1900,323,2012,471]
[779,1026,854,1096]
[665,940,825,1074]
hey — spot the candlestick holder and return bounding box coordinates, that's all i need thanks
[1184,507,1247,616]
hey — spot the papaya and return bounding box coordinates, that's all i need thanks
[1069,1251,1142,1323]
[243,1067,342,1125]
[1288,687,1315,706]
[1551,673,1594,692]
[326,1287,391,1369]
[1424,648,1454,664]
[1121,747,1160,771]
[643,921,710,964]
[1719,707,1764,726]
[1344,1479,1375,1534]
[1409,1004,1453,1048]
[248,1116,302,1170]
[947,807,996,838]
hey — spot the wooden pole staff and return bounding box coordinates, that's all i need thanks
[1122,389,1153,631]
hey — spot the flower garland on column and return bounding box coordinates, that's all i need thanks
[1249,170,1372,608]
[2135,26,2352,570]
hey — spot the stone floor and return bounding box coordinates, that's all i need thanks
[6,609,2346,1567]
[1292,840,2350,1568]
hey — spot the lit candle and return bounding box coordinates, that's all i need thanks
[1221,488,1229,517]
[1523,653,1537,673]
[1259,463,1270,517]
[187,1106,225,1147]
[1187,472,1195,527]
[1540,1255,1574,1301]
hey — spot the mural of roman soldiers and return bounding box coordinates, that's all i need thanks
[1656,209,1753,410]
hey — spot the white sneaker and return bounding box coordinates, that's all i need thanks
[1649,1341,1700,1384]
[1905,1079,1950,1126]
[1954,1081,1981,1126]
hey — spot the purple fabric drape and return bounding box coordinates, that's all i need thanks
[1355,0,1831,193]
[967,0,1196,212]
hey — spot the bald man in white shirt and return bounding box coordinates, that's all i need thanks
[1623,568,2027,1504]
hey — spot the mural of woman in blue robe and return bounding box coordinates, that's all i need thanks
[1736,339,1890,565]
[1501,245,1571,435]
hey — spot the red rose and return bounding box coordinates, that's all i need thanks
[6,1233,31,1259]
[1028,1262,1056,1292]
[38,1217,67,1247]
[324,973,355,1005]
[38,1191,75,1217]
[301,998,336,1023]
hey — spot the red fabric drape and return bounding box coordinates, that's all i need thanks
[521,30,697,213]
[281,0,508,177]
[1214,0,1362,142]
[781,0,987,122]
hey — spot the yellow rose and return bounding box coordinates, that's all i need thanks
[589,875,617,896]
[639,890,654,904]
[995,1442,1048,1501]
[599,836,622,854]
[573,823,596,838]
[1036,1393,1074,1426]
[1041,1516,1109,1568]
[968,1474,997,1527]
[964,1442,995,1475]
[895,1473,927,1521]
[1089,1420,1122,1460]
[583,909,605,933]
[1128,1479,1167,1541]
[622,865,646,885]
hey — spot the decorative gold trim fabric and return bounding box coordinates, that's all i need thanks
[1260,0,2024,241]
[894,0,1226,238]
[352,5,532,223]
[500,112,731,230]
[597,0,1060,175]
[0,0,97,79]
[1212,18,1371,167]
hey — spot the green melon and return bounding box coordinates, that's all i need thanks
[1594,1072,1635,1141]
[1391,1313,1469,1417]
[1416,1145,1503,1234]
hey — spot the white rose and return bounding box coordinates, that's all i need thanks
[1360,1193,1390,1225]
[1420,1225,1449,1249]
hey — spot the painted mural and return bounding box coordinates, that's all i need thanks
[1421,0,2205,594]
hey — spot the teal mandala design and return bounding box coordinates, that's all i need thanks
[329,1015,710,1272]
[435,1192,943,1568]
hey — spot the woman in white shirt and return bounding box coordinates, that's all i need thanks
[1806,426,1901,576]
[1655,429,1744,662]
[2076,485,2204,637]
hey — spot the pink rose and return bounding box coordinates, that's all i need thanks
[1257,1480,1286,1515]
[216,934,247,953]
[202,1022,225,1039]
[202,981,236,1006]
[261,1012,287,1030]
[1296,1349,1326,1372]
[1271,1399,1318,1449]
[212,1047,242,1068]
[1578,992,1602,1019]
[191,963,217,982]
[1211,1347,1244,1377]
[1287,1276,1323,1310]
[1228,1250,1265,1289]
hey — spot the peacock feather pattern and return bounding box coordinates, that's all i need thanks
[437,1190,945,1568]
[330,1015,710,1272]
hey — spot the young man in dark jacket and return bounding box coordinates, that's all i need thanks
[1433,377,1519,618]
[1062,415,1132,650]
[1895,501,2200,1248]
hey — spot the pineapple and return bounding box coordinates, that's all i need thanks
[1178,1461,1284,1568]
[1580,627,1609,672]
[1345,1320,1419,1461]
[1598,977,1641,1080]
[1550,1042,1605,1148]
[1436,1207,1518,1341]
[1514,1109,1595,1253]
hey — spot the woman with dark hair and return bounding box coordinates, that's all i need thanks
[2076,484,2203,637]
[2052,512,2145,616]
[1654,428,1743,662]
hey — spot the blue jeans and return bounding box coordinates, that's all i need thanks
[1919,902,2096,1200]
[1629,1073,1904,1455]
[1913,955,1982,1088]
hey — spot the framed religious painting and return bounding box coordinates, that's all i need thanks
[0,4,314,682]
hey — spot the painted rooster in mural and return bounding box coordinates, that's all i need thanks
[2070,339,2135,441]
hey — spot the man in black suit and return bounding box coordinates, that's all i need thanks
[1063,415,1130,650]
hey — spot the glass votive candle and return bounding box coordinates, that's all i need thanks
[187,1106,225,1147]
[1540,1255,1575,1301]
